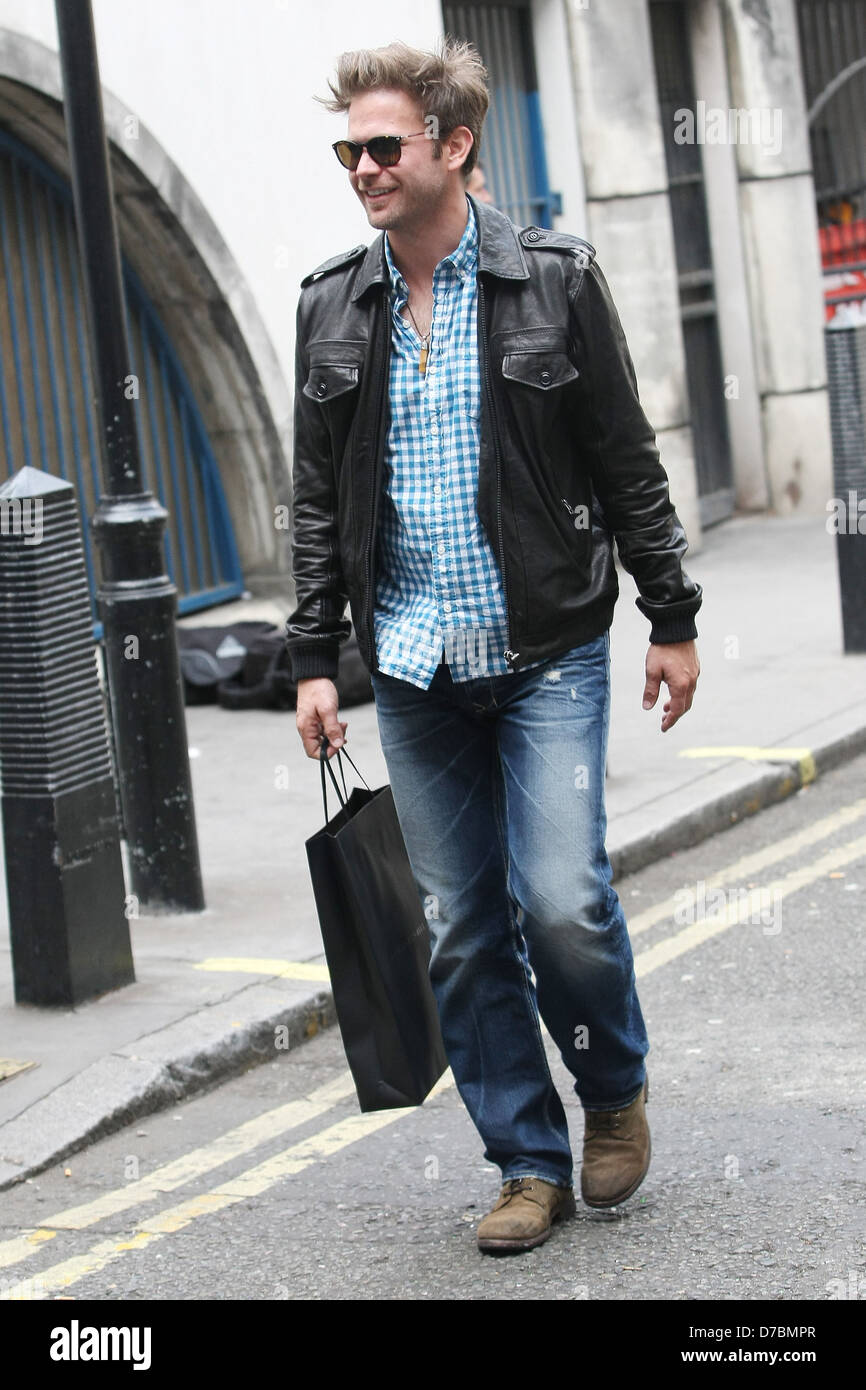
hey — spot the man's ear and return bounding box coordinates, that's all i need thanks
[446,125,474,174]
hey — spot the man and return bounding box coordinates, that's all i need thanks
[465,161,493,204]
[287,39,701,1254]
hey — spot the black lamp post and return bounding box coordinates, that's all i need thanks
[55,0,204,910]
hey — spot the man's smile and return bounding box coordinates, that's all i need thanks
[361,185,398,201]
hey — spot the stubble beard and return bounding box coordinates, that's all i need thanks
[359,172,446,237]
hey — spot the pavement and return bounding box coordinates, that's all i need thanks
[1,513,865,1190]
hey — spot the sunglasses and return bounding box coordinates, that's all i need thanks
[332,130,430,171]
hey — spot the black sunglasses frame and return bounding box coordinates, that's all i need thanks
[331,130,430,171]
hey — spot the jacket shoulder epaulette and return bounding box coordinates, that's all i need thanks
[300,244,367,288]
[519,227,596,269]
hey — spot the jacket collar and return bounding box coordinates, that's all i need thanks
[350,193,529,302]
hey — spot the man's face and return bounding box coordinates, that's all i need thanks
[345,88,449,233]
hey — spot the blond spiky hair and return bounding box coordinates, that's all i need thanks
[319,38,489,176]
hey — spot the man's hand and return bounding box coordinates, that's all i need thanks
[642,640,700,733]
[295,677,347,759]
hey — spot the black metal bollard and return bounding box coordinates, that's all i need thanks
[825,321,866,654]
[0,466,134,1006]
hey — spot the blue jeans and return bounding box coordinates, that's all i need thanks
[370,633,649,1189]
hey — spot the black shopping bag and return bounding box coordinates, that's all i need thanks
[305,744,448,1112]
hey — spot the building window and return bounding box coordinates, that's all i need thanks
[443,2,560,227]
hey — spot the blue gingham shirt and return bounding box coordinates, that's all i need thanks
[374,200,514,689]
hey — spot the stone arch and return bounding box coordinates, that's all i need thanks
[0,27,292,597]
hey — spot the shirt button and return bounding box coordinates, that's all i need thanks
[438,543,446,555]
[443,601,453,613]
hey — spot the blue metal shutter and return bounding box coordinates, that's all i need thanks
[443,2,561,228]
[0,128,243,621]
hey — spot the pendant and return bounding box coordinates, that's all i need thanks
[419,343,429,375]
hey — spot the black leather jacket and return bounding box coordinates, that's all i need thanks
[286,195,701,681]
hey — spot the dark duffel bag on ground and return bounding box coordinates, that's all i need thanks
[177,622,373,711]
[177,622,278,705]
[217,625,373,711]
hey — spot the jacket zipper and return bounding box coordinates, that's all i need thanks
[478,277,518,669]
[362,291,390,671]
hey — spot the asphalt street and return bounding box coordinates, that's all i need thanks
[1,753,864,1306]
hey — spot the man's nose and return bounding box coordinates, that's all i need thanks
[354,147,381,179]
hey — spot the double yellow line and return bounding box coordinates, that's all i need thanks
[2,797,864,1299]
[0,1072,454,1300]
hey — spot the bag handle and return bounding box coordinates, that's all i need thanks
[318,736,370,820]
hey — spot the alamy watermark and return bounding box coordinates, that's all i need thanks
[0,496,43,545]
[826,491,866,535]
[674,102,783,157]
[825,1268,866,1300]
[49,1321,151,1370]
[378,625,492,675]
[674,880,783,936]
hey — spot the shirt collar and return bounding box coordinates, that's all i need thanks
[384,196,478,299]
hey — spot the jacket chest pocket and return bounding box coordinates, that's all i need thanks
[501,349,579,392]
[302,340,366,402]
[497,327,579,394]
[303,365,358,400]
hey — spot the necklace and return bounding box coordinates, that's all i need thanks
[404,301,431,375]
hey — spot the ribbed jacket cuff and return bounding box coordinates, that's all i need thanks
[287,644,340,682]
[647,614,699,645]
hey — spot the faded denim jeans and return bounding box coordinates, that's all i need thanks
[370,633,649,1189]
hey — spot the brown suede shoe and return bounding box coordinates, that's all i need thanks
[476,1177,576,1253]
[581,1077,650,1208]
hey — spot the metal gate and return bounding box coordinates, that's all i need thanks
[442,2,561,227]
[649,0,734,528]
[0,127,243,620]
[797,0,866,326]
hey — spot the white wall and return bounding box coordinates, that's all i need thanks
[0,0,445,385]
[532,0,587,237]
